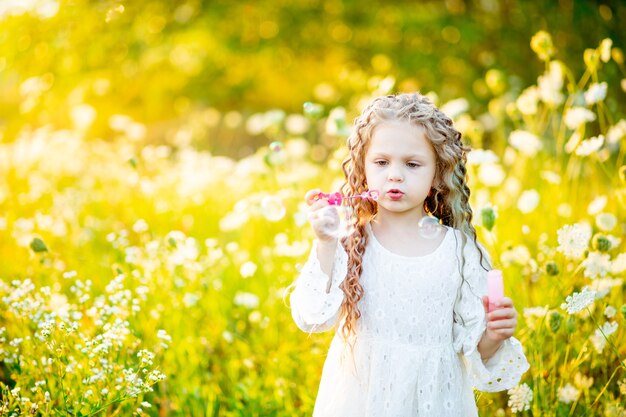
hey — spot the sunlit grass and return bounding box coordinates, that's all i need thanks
[1,33,625,416]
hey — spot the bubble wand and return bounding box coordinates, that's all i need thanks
[313,190,380,206]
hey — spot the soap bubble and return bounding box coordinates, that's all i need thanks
[417,215,444,239]
[269,141,283,152]
[261,196,286,222]
[264,141,285,166]
[317,205,356,239]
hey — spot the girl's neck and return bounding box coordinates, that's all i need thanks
[370,209,428,234]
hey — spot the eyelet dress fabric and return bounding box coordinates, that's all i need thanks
[290,226,530,417]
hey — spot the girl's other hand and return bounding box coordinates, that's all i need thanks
[481,296,518,341]
[305,189,340,243]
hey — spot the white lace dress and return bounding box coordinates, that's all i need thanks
[290,225,530,417]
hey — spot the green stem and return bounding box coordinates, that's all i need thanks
[84,396,129,417]
[587,308,626,372]
[589,364,623,409]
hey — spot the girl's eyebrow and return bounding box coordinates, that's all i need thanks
[370,152,428,159]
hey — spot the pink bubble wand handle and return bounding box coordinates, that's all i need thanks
[314,190,379,206]
[487,270,504,312]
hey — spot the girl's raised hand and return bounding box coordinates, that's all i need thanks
[305,189,340,243]
[482,296,518,341]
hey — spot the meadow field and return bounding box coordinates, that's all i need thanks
[1,2,626,416]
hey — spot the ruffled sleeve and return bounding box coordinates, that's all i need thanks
[452,232,530,392]
[290,239,348,333]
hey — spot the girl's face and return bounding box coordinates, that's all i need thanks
[364,120,437,220]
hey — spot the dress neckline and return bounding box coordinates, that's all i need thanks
[367,222,451,260]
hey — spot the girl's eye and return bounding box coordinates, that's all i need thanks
[375,160,388,166]
[407,162,421,168]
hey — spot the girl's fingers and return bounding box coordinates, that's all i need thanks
[488,307,518,320]
[305,189,322,206]
[487,319,517,330]
[497,297,514,308]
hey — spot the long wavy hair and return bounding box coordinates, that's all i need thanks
[338,92,489,343]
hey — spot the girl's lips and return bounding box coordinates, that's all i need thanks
[387,190,404,200]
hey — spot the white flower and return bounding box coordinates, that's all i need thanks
[478,163,505,186]
[587,196,607,215]
[509,130,543,157]
[564,107,596,130]
[538,61,564,105]
[564,132,581,154]
[589,321,618,353]
[540,170,561,184]
[71,104,97,130]
[589,278,622,299]
[516,86,540,115]
[611,253,626,274]
[558,383,580,404]
[523,306,549,330]
[556,203,572,218]
[561,287,596,314]
[600,38,612,63]
[222,331,233,343]
[574,372,594,390]
[157,329,172,345]
[132,219,149,233]
[582,252,611,279]
[234,291,259,309]
[245,113,266,135]
[595,212,617,231]
[604,305,616,319]
[517,190,540,214]
[467,149,499,165]
[219,211,249,232]
[440,98,469,119]
[557,223,591,259]
[239,261,257,278]
[606,119,626,145]
[585,82,608,105]
[575,135,604,156]
[523,306,549,319]
[285,114,310,135]
[507,383,533,413]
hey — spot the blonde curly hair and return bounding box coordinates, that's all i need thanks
[338,92,489,342]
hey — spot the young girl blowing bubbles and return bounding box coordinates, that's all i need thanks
[289,93,530,416]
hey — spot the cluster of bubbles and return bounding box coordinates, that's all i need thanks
[315,190,445,240]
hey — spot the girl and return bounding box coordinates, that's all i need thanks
[289,93,530,416]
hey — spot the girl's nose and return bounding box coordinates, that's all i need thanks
[387,167,403,182]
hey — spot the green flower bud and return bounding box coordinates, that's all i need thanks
[548,311,562,333]
[30,237,48,253]
[481,206,497,231]
[621,304,626,319]
[592,233,611,252]
[565,316,577,334]
[546,261,559,276]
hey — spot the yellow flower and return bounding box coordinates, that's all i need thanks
[531,31,555,61]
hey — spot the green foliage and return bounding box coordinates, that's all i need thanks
[0,1,625,156]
